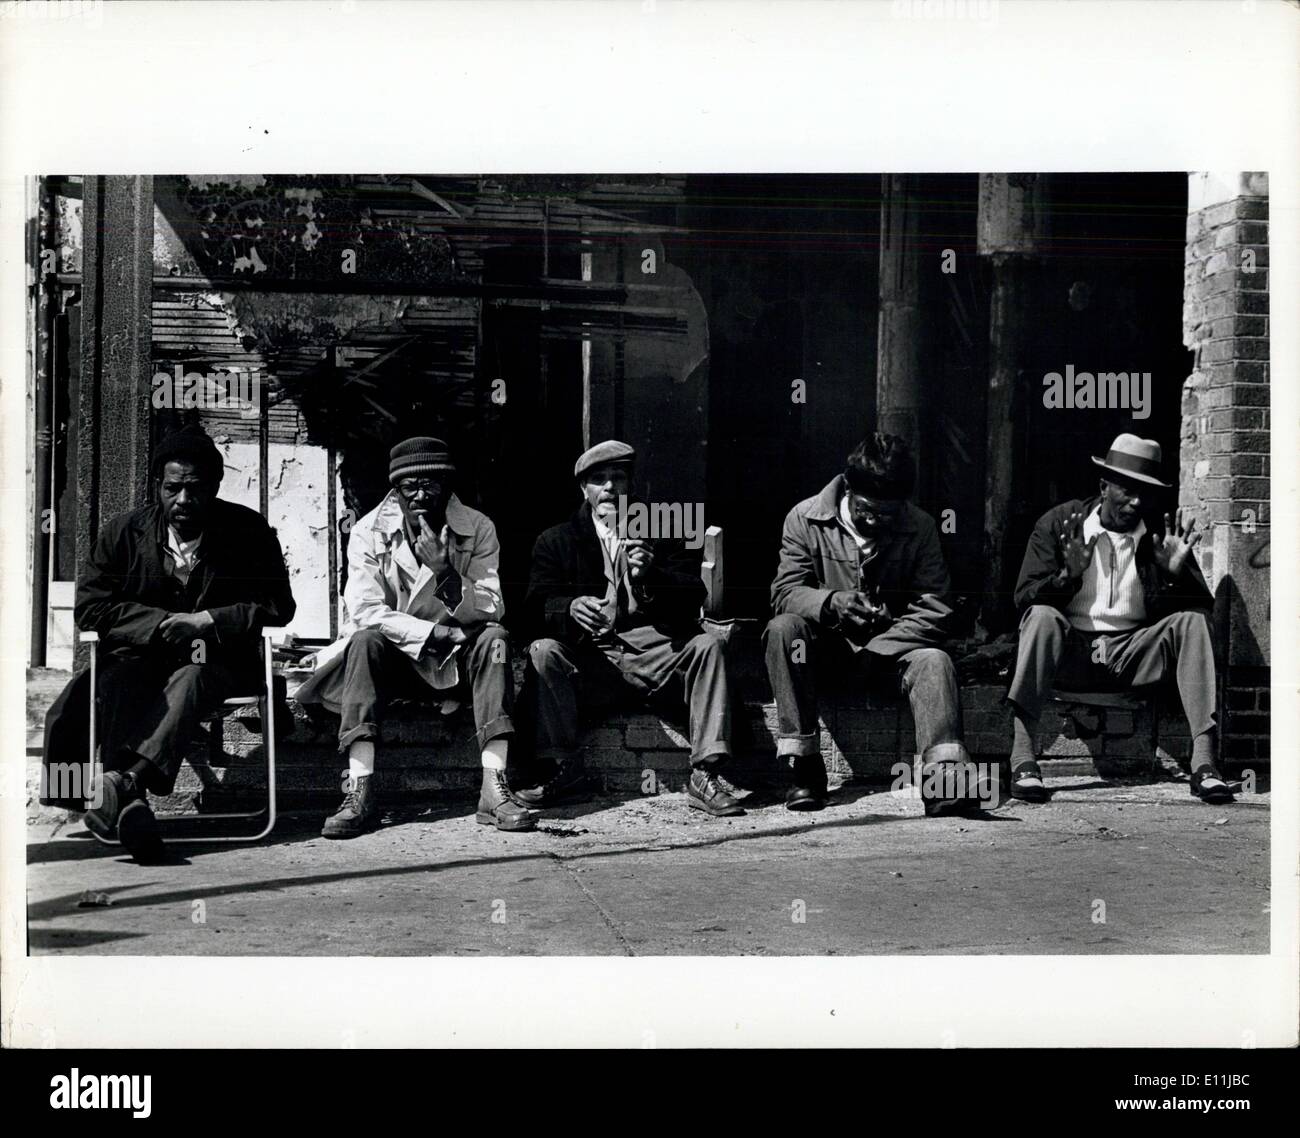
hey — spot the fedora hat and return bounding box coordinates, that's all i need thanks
[1091,433,1171,489]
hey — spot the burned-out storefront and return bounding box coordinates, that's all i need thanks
[28,171,1269,770]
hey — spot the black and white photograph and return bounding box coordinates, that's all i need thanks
[1,0,1296,1073]
[20,168,1274,957]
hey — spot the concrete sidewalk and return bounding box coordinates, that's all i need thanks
[26,777,1269,956]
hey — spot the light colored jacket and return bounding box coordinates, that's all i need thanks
[301,491,504,697]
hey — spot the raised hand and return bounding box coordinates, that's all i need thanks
[1059,510,1099,579]
[414,516,451,575]
[1153,506,1202,576]
[625,539,654,580]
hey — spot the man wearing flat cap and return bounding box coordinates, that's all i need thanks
[41,424,297,863]
[296,436,532,835]
[1005,433,1230,804]
[518,439,743,816]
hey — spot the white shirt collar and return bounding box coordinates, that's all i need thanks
[166,525,203,557]
[1083,504,1145,545]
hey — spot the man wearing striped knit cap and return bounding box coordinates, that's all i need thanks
[296,436,533,836]
[1005,433,1232,806]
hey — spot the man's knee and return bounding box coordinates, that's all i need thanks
[348,626,388,658]
[687,630,727,663]
[166,662,220,695]
[528,637,571,676]
[1019,604,1069,644]
[764,612,809,650]
[906,647,956,684]
[470,622,510,660]
[1168,609,1210,635]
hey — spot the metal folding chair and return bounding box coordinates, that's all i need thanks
[82,627,287,843]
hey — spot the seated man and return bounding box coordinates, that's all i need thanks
[1006,433,1230,804]
[296,436,533,836]
[517,440,741,816]
[764,432,980,813]
[42,425,297,863]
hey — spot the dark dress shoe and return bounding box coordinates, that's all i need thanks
[83,770,128,840]
[687,767,745,817]
[84,770,148,840]
[786,755,827,811]
[514,759,591,806]
[117,798,168,864]
[1010,764,1050,803]
[1190,770,1235,804]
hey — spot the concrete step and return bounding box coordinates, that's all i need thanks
[27,681,1192,822]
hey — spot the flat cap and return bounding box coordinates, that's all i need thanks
[574,439,635,479]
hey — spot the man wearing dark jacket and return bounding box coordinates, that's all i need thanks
[516,440,741,816]
[41,425,296,861]
[764,433,980,813]
[1005,433,1229,804]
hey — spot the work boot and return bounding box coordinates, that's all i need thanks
[513,757,592,806]
[477,769,537,831]
[785,754,828,811]
[686,766,745,817]
[117,798,169,864]
[322,775,382,839]
[83,769,142,840]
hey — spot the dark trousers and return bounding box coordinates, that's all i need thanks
[526,625,732,766]
[336,624,514,755]
[1006,605,1217,737]
[97,656,240,796]
[763,612,963,759]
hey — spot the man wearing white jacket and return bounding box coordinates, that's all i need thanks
[296,437,533,836]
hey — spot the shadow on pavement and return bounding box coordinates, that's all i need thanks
[26,804,936,923]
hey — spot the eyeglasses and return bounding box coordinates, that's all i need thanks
[397,479,444,499]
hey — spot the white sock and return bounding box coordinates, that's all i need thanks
[348,740,376,782]
[481,738,509,772]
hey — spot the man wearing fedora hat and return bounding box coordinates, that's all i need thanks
[1005,433,1231,804]
[42,425,297,863]
[517,439,742,816]
[295,436,534,836]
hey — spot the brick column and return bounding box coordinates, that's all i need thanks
[1181,172,1269,769]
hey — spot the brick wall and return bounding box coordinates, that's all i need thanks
[112,680,1183,817]
[1181,171,1270,769]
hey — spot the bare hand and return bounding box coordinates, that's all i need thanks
[625,539,654,579]
[1058,510,1099,579]
[414,516,450,575]
[1153,507,1202,576]
[828,590,878,629]
[157,612,212,647]
[569,595,611,637]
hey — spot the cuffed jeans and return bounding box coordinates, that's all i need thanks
[336,624,514,754]
[1006,605,1217,737]
[527,625,731,767]
[762,612,963,759]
